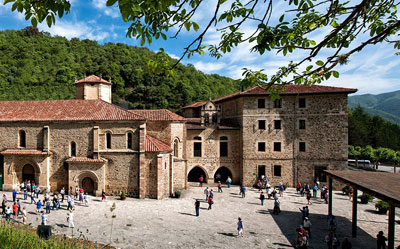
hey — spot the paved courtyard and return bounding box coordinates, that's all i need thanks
[1,185,399,248]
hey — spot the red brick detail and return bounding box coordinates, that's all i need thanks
[74,75,112,85]
[0,99,145,121]
[0,150,52,156]
[183,85,357,109]
[65,157,107,164]
[128,109,186,121]
[145,135,173,153]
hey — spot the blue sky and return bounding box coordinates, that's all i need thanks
[1,0,399,95]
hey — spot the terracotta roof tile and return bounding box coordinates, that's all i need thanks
[145,135,173,153]
[0,100,145,122]
[129,109,185,121]
[183,85,357,109]
[0,150,52,156]
[66,157,107,163]
[186,118,201,124]
[74,75,112,85]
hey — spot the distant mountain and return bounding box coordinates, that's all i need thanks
[349,90,400,125]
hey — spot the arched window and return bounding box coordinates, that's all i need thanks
[173,139,179,157]
[70,141,76,157]
[19,130,26,148]
[220,136,228,157]
[106,132,112,149]
[127,132,133,149]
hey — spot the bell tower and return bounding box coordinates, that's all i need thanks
[74,75,112,103]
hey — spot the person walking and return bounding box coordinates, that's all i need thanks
[12,202,18,220]
[36,200,42,214]
[207,196,213,210]
[241,185,246,198]
[237,217,243,237]
[210,189,214,199]
[1,197,6,215]
[226,176,232,188]
[45,200,51,214]
[312,183,318,198]
[217,181,223,193]
[5,205,11,221]
[273,197,281,214]
[67,195,72,211]
[12,190,17,203]
[199,175,204,187]
[303,217,312,239]
[41,211,48,225]
[84,193,88,206]
[30,191,36,204]
[23,188,28,200]
[60,186,65,202]
[306,191,312,205]
[22,207,27,224]
[67,210,74,228]
[195,199,200,216]
[17,199,22,215]
[101,190,106,201]
[376,231,387,249]
[279,183,284,197]
[260,191,265,206]
[204,187,209,201]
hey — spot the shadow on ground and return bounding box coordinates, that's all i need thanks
[267,209,376,248]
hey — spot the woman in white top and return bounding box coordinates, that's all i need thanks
[67,211,74,228]
[22,207,27,224]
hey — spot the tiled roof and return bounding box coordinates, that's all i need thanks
[74,75,112,85]
[66,157,107,164]
[0,100,145,122]
[183,85,357,109]
[0,150,52,156]
[129,109,186,121]
[186,118,201,124]
[145,135,173,153]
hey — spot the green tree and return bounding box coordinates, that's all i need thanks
[348,145,362,167]
[4,0,400,90]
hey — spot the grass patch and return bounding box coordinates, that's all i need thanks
[0,220,114,249]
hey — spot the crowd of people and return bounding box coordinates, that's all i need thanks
[1,180,98,228]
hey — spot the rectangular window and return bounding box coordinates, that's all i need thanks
[258,99,265,108]
[299,98,306,108]
[274,99,282,108]
[299,142,306,152]
[274,120,281,130]
[258,165,266,178]
[258,120,266,130]
[314,166,327,182]
[258,142,266,152]
[299,120,306,129]
[194,142,202,157]
[274,165,282,177]
[220,142,228,157]
[273,142,281,152]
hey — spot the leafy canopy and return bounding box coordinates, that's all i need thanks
[4,0,400,92]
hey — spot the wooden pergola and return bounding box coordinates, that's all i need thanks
[325,170,400,249]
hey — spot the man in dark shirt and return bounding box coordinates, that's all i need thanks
[195,199,200,216]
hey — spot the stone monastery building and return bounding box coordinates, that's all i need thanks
[0,75,356,199]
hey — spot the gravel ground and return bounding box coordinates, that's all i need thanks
[1,185,399,249]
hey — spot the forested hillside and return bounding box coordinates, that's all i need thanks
[0,28,240,113]
[349,90,400,125]
[349,106,400,150]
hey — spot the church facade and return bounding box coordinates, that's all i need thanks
[0,75,356,198]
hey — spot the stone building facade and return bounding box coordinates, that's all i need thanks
[0,75,356,198]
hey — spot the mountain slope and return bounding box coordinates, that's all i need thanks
[348,90,400,125]
[0,28,241,114]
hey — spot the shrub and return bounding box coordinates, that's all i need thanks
[375,200,389,214]
[174,190,182,198]
[358,193,374,204]
[120,191,126,200]
[342,185,350,195]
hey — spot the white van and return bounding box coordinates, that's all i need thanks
[348,159,373,168]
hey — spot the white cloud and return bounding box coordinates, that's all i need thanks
[92,0,120,18]
[193,61,227,73]
[38,20,109,41]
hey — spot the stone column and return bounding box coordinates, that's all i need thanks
[138,123,146,199]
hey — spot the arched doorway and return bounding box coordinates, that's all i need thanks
[188,166,207,183]
[81,177,95,194]
[22,164,35,182]
[214,166,232,183]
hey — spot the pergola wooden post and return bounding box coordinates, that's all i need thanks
[328,176,333,216]
[352,188,358,238]
[388,204,395,249]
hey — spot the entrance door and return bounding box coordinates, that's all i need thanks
[22,164,35,182]
[258,165,266,179]
[82,177,95,194]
